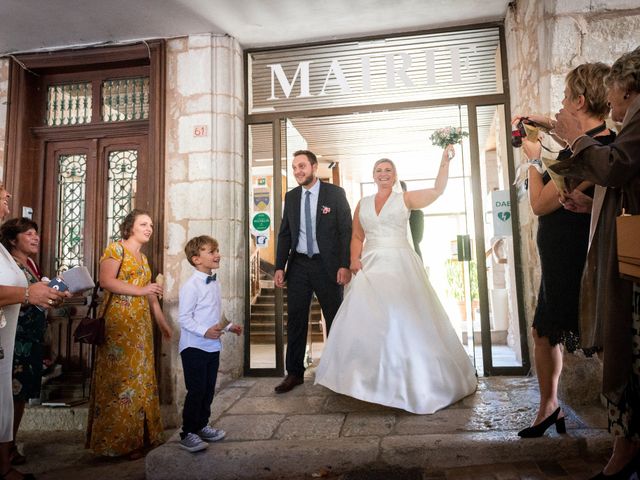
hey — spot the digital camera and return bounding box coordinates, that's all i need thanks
[511,119,530,148]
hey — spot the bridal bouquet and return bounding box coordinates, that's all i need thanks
[430,127,469,148]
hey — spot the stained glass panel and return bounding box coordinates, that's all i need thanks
[55,154,87,274]
[46,83,92,126]
[107,149,138,243]
[102,77,149,122]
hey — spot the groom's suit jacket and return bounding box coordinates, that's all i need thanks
[276,181,352,283]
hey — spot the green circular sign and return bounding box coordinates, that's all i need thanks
[252,213,271,231]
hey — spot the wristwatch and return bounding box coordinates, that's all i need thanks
[528,158,543,174]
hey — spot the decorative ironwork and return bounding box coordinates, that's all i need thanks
[46,83,92,126]
[102,77,149,122]
[55,154,87,274]
[107,150,138,243]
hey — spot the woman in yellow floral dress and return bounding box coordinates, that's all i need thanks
[86,209,172,458]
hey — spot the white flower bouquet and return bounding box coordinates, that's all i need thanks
[430,127,469,148]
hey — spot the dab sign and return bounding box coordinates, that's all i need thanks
[491,190,512,237]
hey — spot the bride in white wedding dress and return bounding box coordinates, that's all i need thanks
[315,146,477,414]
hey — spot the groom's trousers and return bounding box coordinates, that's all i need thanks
[285,253,343,377]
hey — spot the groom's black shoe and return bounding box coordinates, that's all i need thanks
[275,375,304,394]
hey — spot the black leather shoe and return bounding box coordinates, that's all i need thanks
[274,375,303,394]
[517,407,566,438]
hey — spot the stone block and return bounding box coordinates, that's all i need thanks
[394,409,478,435]
[380,431,582,469]
[582,15,640,61]
[342,412,396,437]
[188,152,213,181]
[167,37,187,52]
[551,18,581,69]
[165,154,187,182]
[168,181,212,220]
[188,34,212,49]
[20,405,87,431]
[177,49,212,97]
[214,93,233,116]
[323,394,401,414]
[146,436,380,480]
[555,0,638,14]
[178,113,212,154]
[273,413,345,440]
[216,414,285,440]
[187,219,215,238]
[558,351,603,406]
[227,395,326,415]
[185,94,213,115]
[553,0,592,14]
[166,222,186,256]
[213,114,234,153]
[247,378,334,397]
[212,151,233,181]
[208,383,247,423]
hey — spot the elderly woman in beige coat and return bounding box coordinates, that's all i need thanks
[553,48,640,479]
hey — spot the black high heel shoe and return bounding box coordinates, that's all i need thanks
[517,407,566,438]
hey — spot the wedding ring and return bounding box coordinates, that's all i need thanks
[48,299,54,305]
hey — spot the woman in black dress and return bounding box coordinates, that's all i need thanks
[516,63,615,437]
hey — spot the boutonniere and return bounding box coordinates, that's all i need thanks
[321,205,331,215]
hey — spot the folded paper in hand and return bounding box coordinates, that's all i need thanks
[60,266,95,293]
[540,156,565,193]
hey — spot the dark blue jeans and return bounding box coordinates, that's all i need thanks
[180,348,220,438]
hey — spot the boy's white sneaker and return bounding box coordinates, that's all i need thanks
[179,432,208,452]
[198,426,226,442]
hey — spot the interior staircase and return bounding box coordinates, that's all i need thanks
[250,282,325,344]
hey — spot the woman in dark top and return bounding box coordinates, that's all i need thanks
[516,62,614,438]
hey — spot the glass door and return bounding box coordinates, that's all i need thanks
[245,102,530,376]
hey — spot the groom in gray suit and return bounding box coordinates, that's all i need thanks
[273,150,352,393]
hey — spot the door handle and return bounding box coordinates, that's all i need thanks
[457,234,471,262]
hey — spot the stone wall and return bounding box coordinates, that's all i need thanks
[505,0,640,402]
[163,34,245,420]
[0,58,8,183]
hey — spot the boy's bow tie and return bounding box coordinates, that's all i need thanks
[206,274,217,284]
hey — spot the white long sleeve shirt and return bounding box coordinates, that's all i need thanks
[178,270,226,353]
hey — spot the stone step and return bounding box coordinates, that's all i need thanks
[146,428,610,480]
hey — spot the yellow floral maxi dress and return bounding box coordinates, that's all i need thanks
[86,242,164,456]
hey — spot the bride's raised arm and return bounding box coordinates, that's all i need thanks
[349,201,365,275]
[404,145,454,210]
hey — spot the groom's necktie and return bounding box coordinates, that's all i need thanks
[304,190,314,258]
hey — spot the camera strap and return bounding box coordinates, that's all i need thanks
[540,121,607,154]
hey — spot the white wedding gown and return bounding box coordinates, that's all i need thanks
[315,191,477,414]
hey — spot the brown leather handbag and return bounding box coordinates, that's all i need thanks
[617,212,640,282]
[73,284,107,345]
[73,244,124,345]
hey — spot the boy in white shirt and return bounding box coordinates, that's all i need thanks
[178,235,242,452]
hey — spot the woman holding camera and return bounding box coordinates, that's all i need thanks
[553,48,640,479]
[515,62,614,438]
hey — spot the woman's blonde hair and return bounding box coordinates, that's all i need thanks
[565,62,611,119]
[606,47,640,94]
[372,158,397,177]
